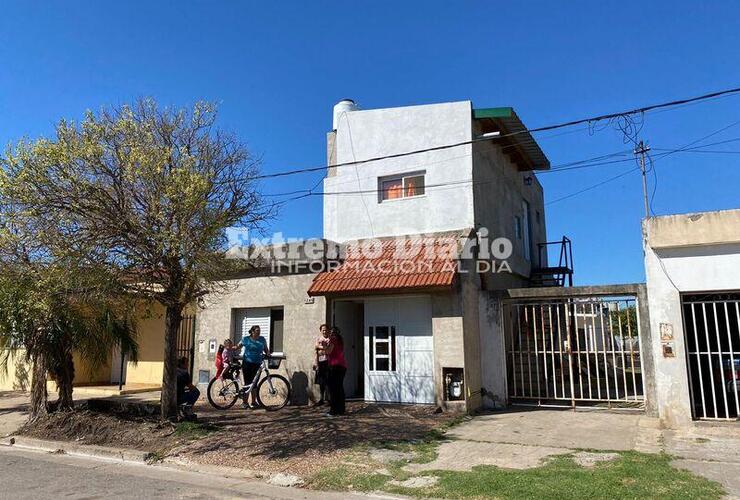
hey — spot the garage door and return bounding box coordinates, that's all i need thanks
[233,308,271,345]
[364,296,434,404]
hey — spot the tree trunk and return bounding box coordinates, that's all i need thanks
[29,351,48,420]
[161,303,184,420]
[55,350,75,411]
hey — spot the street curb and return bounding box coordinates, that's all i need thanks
[1,436,268,481]
[0,436,313,490]
[0,436,151,463]
[161,455,263,480]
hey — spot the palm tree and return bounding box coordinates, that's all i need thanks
[0,268,139,419]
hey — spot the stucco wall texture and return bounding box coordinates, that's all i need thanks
[643,209,740,428]
[194,273,327,404]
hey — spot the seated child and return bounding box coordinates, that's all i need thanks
[220,338,240,378]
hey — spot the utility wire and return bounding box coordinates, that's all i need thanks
[546,120,740,207]
[545,168,639,206]
[255,86,740,181]
[269,142,735,203]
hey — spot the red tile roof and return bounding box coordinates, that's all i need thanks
[308,236,461,296]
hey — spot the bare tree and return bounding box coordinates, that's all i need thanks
[2,99,274,418]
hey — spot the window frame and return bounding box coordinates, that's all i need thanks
[378,171,426,203]
[368,326,397,372]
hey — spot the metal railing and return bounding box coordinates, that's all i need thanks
[532,237,574,287]
[682,292,740,421]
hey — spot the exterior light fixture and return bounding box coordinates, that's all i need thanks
[478,131,501,139]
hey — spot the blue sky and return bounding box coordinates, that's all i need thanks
[1,1,739,285]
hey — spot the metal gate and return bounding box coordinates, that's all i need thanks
[682,292,740,421]
[176,315,197,372]
[504,296,645,409]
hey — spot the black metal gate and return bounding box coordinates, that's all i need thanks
[503,295,645,409]
[176,314,197,372]
[682,292,740,421]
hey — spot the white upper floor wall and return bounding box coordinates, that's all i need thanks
[322,100,548,277]
[324,100,475,242]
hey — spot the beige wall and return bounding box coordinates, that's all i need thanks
[194,272,327,404]
[72,351,112,385]
[125,302,167,385]
[431,291,466,410]
[1,349,112,393]
[0,349,30,392]
[645,208,740,249]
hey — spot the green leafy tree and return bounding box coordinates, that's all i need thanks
[2,99,273,418]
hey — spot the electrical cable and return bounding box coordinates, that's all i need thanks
[254,86,740,181]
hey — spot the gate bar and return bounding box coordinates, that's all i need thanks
[701,303,719,418]
[712,302,730,419]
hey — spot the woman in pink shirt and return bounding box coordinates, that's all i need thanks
[324,326,347,416]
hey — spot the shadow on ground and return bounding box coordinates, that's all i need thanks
[180,401,455,475]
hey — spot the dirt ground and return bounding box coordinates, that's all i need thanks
[17,399,457,477]
[18,402,185,453]
[182,401,456,477]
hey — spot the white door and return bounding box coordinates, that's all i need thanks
[364,296,434,404]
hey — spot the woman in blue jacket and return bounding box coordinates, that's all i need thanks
[239,325,270,409]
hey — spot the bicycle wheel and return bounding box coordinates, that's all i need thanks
[256,374,291,411]
[207,377,240,410]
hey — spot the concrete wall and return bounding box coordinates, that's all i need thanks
[646,208,740,249]
[194,272,327,404]
[430,291,465,410]
[643,210,740,427]
[471,125,548,281]
[478,292,508,407]
[324,101,475,242]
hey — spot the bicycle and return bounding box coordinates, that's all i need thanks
[207,355,291,411]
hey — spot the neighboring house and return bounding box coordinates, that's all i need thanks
[643,208,740,425]
[194,100,559,411]
[0,301,185,394]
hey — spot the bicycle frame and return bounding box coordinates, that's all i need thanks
[240,358,277,396]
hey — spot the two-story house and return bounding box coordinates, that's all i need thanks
[194,99,556,412]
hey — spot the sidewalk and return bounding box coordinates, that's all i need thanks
[408,408,740,497]
[0,392,29,437]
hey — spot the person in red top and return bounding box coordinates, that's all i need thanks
[324,326,347,416]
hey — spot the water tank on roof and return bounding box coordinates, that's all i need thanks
[332,99,358,130]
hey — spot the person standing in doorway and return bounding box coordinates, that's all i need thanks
[324,326,347,416]
[313,323,330,406]
[239,325,270,409]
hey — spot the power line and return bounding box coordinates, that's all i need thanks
[545,120,740,208]
[545,168,639,206]
[255,86,740,181]
[268,143,733,202]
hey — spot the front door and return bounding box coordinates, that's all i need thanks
[364,296,434,404]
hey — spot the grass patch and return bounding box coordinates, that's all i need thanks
[309,465,392,492]
[424,452,723,499]
[309,451,724,499]
[308,420,460,491]
[174,421,218,439]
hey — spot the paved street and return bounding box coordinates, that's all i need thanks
[0,446,378,500]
